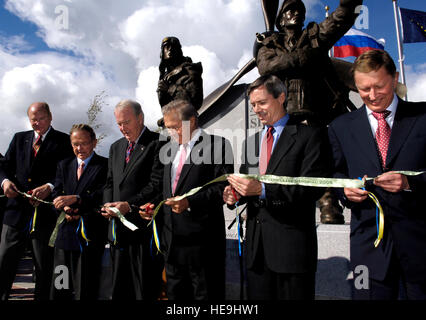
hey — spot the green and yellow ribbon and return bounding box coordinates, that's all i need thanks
[148,171,425,252]
[48,211,66,247]
[367,192,384,248]
[29,206,38,234]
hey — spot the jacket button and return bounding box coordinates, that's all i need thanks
[28,178,32,182]
[256,218,260,224]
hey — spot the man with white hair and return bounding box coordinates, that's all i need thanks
[101,99,164,300]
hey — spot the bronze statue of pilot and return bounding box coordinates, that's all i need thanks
[255,0,363,224]
[157,37,203,127]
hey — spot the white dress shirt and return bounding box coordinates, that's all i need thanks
[170,128,202,191]
[366,93,398,137]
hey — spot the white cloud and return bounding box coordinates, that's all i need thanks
[405,63,426,102]
[0,0,424,159]
[0,0,267,157]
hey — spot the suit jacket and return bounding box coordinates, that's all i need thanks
[240,123,330,274]
[0,128,74,230]
[158,132,234,266]
[52,153,108,251]
[103,127,164,246]
[328,99,426,282]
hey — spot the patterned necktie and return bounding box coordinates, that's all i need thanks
[372,110,391,169]
[125,141,135,164]
[172,144,187,195]
[77,161,85,180]
[259,126,274,175]
[33,135,42,157]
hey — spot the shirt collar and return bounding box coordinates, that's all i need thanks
[129,126,146,145]
[184,128,202,149]
[77,152,94,167]
[264,114,290,133]
[366,93,398,116]
[34,126,52,141]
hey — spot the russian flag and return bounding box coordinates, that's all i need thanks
[333,29,385,58]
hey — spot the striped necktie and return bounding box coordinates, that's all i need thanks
[33,135,42,157]
[126,141,135,164]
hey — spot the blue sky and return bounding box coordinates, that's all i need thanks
[321,0,426,68]
[1,0,424,66]
[0,0,424,156]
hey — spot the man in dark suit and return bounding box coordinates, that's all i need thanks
[50,124,108,300]
[0,102,74,300]
[224,75,330,300]
[101,99,163,300]
[328,49,426,300]
[140,99,233,300]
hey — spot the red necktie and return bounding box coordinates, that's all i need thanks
[77,162,85,180]
[125,141,135,164]
[33,135,42,157]
[259,126,274,175]
[172,144,187,195]
[372,110,391,169]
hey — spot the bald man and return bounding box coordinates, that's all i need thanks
[0,102,73,300]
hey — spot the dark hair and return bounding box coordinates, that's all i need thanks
[352,49,396,77]
[70,124,96,141]
[247,74,288,99]
[162,99,198,126]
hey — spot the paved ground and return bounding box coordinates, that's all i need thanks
[8,208,350,301]
[9,252,35,300]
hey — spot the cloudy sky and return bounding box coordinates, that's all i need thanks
[0,0,425,156]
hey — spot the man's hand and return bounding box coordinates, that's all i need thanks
[31,184,51,200]
[101,201,130,218]
[2,180,19,198]
[344,187,369,203]
[373,172,410,193]
[53,195,78,210]
[223,185,240,206]
[164,197,189,214]
[227,174,262,197]
[139,203,155,221]
[63,206,80,222]
[65,214,81,222]
[28,184,52,206]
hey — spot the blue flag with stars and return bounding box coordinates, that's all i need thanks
[400,7,426,43]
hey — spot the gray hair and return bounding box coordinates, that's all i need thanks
[115,99,144,118]
[162,99,198,125]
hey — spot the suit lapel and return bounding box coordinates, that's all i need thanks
[25,131,33,170]
[173,134,206,195]
[164,143,178,198]
[68,158,78,194]
[121,129,150,179]
[386,100,417,168]
[350,106,383,172]
[76,154,101,194]
[38,128,56,156]
[115,139,127,180]
[266,125,296,174]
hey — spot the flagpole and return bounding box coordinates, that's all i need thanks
[392,0,407,100]
[325,5,333,57]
